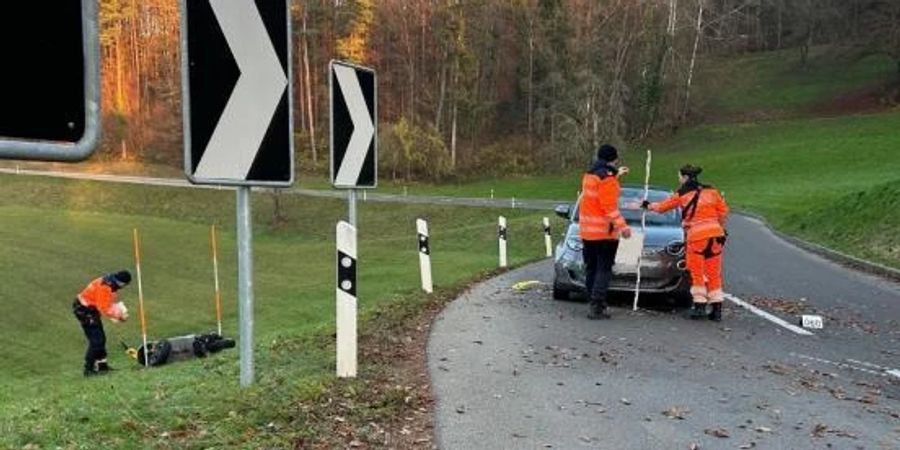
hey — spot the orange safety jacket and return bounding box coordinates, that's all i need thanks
[650,187,728,243]
[580,171,630,241]
[78,277,122,319]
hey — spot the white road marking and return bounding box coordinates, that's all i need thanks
[724,293,814,336]
[793,353,900,379]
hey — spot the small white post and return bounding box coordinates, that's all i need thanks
[336,221,358,378]
[543,217,553,258]
[417,219,433,293]
[511,197,516,208]
[403,186,408,197]
[490,189,494,199]
[498,216,508,268]
[362,190,367,202]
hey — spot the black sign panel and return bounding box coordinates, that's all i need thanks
[330,61,377,189]
[0,1,100,161]
[183,0,293,186]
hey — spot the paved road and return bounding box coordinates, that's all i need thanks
[0,168,561,210]
[429,215,900,450]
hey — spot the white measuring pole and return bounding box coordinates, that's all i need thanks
[417,219,433,293]
[132,229,149,368]
[336,221,358,378]
[543,217,553,258]
[498,216,508,268]
[632,150,652,311]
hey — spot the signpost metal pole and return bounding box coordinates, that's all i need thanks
[236,186,254,387]
[348,189,358,227]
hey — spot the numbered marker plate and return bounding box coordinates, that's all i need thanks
[800,315,824,329]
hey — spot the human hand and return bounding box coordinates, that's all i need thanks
[617,166,630,177]
[640,200,650,210]
[621,228,632,239]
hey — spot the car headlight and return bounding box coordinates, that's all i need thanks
[565,235,583,252]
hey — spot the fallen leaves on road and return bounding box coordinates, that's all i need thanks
[512,280,543,291]
[688,443,700,450]
[748,297,811,315]
[812,423,828,437]
[704,428,730,438]
[662,406,690,420]
[620,398,632,406]
[739,442,756,449]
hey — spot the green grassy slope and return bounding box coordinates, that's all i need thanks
[694,47,896,117]
[374,111,900,268]
[0,174,552,448]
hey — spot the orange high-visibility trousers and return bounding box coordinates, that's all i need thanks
[686,238,724,304]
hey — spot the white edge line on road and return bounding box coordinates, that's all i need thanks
[793,353,900,379]
[724,293,814,336]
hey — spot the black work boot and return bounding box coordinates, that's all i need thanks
[708,303,722,322]
[587,300,611,320]
[689,303,708,320]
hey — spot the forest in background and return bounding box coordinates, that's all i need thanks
[98,0,900,180]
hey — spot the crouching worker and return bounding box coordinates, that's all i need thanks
[580,144,632,319]
[73,271,131,376]
[643,165,729,321]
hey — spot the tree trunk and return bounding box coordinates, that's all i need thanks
[303,12,317,164]
[683,0,704,120]
[528,15,534,149]
[450,60,459,169]
[776,0,783,49]
[435,46,448,132]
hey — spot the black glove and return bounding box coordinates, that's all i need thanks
[640,200,650,210]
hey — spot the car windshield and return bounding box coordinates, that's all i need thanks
[572,188,680,226]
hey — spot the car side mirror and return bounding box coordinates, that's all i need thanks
[554,204,571,220]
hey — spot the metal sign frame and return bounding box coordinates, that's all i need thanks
[329,60,378,190]
[0,0,101,162]
[181,0,295,187]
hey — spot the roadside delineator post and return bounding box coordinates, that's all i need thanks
[417,219,433,294]
[336,221,358,378]
[132,228,149,368]
[543,217,553,258]
[498,216,508,268]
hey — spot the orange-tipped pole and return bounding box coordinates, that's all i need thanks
[210,224,223,336]
[133,228,149,368]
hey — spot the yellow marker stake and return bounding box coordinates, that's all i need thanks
[132,228,149,368]
[211,224,223,336]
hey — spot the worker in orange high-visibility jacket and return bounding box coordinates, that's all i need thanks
[643,165,729,321]
[580,144,632,319]
[72,271,131,376]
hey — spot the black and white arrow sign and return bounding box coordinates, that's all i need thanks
[330,61,377,189]
[183,0,293,186]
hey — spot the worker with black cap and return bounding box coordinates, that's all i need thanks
[643,165,729,321]
[580,144,632,319]
[73,270,132,376]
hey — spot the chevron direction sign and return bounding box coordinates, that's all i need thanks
[330,61,377,189]
[182,0,293,187]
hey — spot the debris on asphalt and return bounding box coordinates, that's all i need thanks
[704,427,730,438]
[739,442,757,449]
[512,280,543,291]
[620,398,631,406]
[662,406,690,420]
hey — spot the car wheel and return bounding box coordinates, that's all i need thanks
[552,284,569,301]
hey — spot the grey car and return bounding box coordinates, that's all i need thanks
[552,186,691,303]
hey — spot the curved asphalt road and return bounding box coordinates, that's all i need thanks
[429,214,900,449]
